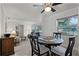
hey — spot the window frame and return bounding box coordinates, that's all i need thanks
[57,15,78,36]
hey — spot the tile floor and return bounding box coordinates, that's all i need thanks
[12,39,31,56]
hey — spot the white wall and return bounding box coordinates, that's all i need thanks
[41,15,56,36]
[7,19,36,36]
[0,4,5,37]
[7,19,24,33]
[0,4,1,37]
[23,21,35,36]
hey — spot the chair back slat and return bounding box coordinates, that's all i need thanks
[53,32,61,39]
[28,34,40,54]
[28,34,33,49]
[65,37,75,56]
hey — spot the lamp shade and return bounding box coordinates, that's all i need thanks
[11,31,16,34]
[10,30,16,37]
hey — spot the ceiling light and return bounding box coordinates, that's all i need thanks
[45,7,51,12]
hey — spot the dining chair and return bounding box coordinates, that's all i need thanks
[53,32,61,39]
[51,37,75,56]
[28,34,49,56]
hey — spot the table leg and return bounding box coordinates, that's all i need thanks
[45,45,52,56]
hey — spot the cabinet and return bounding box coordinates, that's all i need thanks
[0,37,14,56]
[0,39,1,55]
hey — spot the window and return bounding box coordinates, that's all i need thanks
[32,24,41,33]
[57,15,78,36]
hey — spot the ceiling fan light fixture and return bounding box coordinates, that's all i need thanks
[45,7,51,12]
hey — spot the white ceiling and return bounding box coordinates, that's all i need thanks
[53,3,79,13]
[3,3,41,20]
[2,3,79,22]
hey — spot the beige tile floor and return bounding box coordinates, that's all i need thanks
[12,39,31,56]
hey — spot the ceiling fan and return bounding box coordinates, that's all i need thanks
[41,3,62,13]
[33,3,62,13]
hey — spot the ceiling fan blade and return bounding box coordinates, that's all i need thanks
[51,8,56,12]
[41,9,45,13]
[52,3,62,6]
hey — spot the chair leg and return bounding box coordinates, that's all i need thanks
[70,52,72,56]
[69,50,72,56]
[32,50,33,56]
[38,54,41,56]
[51,52,55,56]
[47,51,49,56]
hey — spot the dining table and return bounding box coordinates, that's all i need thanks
[38,36,64,56]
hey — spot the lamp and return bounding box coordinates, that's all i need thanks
[45,7,51,12]
[11,31,16,34]
[10,30,16,37]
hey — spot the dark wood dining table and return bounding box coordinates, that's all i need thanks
[38,36,64,55]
